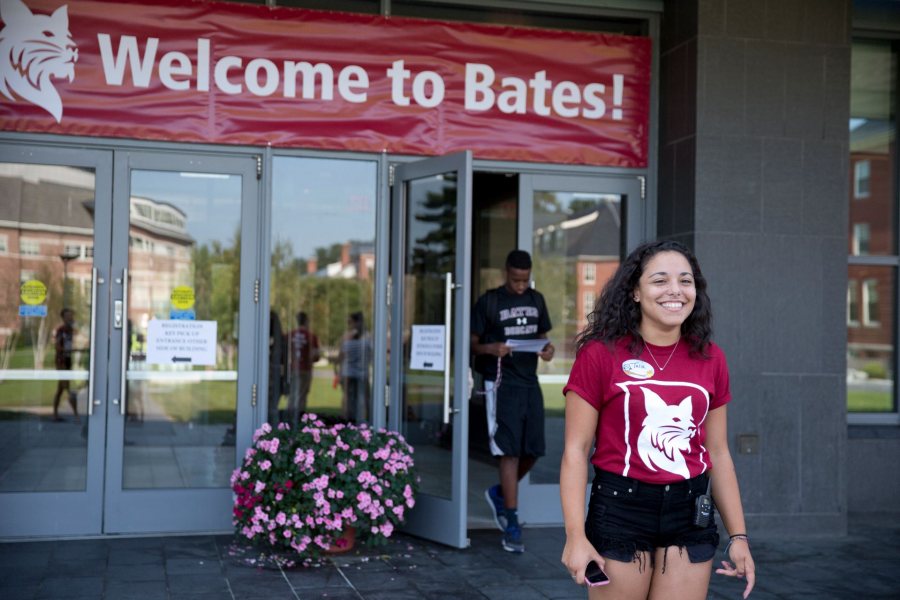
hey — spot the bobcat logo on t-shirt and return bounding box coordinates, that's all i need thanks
[618,380,711,481]
[0,0,78,122]
[636,388,696,479]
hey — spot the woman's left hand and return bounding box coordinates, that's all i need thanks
[715,538,755,598]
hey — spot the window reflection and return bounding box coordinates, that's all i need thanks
[270,157,377,425]
[530,191,622,484]
[848,40,897,413]
[847,266,894,413]
[0,163,95,492]
[123,170,242,489]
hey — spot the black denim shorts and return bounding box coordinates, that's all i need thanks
[584,469,719,570]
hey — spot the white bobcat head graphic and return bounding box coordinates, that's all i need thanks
[636,388,696,479]
[0,0,78,122]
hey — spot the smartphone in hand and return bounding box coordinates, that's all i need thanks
[585,560,610,587]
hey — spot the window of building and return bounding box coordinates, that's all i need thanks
[583,262,596,284]
[847,38,897,420]
[848,280,860,326]
[19,239,39,256]
[63,244,82,258]
[854,159,871,198]
[0,234,7,253]
[862,279,880,326]
[853,223,871,255]
[583,291,595,318]
[269,156,377,425]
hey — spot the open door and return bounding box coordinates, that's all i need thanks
[389,152,472,548]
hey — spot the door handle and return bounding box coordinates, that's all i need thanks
[119,268,129,416]
[87,268,99,416]
[443,272,453,425]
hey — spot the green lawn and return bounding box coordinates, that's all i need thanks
[1,366,892,417]
[847,389,893,412]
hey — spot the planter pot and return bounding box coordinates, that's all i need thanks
[324,526,356,554]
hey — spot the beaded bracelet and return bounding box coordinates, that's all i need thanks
[724,534,750,558]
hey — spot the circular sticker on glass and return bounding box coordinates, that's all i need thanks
[170,286,196,310]
[20,280,47,306]
[622,359,654,379]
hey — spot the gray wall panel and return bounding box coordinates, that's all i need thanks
[659,0,853,533]
[761,139,805,234]
[695,135,762,232]
[784,47,826,139]
[847,436,900,513]
[756,375,803,513]
[802,141,848,236]
[745,41,787,138]
[697,37,746,135]
[724,0,766,38]
[764,0,806,42]
[823,46,852,142]
[800,375,847,513]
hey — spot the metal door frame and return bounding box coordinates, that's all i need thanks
[0,144,112,538]
[388,151,473,548]
[104,150,260,534]
[515,172,644,525]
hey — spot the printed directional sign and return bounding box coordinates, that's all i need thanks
[146,319,217,366]
[410,324,445,371]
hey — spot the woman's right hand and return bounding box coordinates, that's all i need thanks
[561,534,604,587]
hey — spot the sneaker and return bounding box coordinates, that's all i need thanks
[501,523,525,553]
[484,485,507,531]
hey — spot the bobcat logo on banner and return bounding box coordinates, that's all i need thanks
[0,0,78,122]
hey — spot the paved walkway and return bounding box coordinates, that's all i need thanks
[2,514,898,599]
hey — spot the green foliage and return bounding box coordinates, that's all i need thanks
[861,362,888,380]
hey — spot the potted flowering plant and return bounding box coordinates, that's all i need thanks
[231,414,418,561]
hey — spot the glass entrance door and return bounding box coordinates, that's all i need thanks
[103,152,259,533]
[0,145,112,537]
[515,173,643,525]
[389,152,472,548]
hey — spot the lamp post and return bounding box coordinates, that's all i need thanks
[59,248,80,308]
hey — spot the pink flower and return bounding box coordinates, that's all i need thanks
[259,460,272,471]
[254,481,266,494]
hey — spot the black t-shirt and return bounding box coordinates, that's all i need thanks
[471,286,552,385]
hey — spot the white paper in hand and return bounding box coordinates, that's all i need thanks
[505,339,549,353]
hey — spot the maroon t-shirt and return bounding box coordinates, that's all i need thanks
[563,337,731,483]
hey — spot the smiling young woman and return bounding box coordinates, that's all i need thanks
[560,240,755,600]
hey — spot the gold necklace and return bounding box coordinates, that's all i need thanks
[644,338,680,372]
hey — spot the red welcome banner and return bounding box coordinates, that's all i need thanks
[0,0,651,167]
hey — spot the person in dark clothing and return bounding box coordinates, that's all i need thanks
[52,308,79,422]
[267,310,287,425]
[337,311,372,423]
[471,250,555,553]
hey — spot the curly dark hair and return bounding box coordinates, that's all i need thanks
[574,239,712,357]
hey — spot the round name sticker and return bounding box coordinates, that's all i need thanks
[622,359,654,379]
[20,280,48,306]
[170,286,196,310]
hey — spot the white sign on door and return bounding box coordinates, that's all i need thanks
[410,325,445,371]
[146,319,217,366]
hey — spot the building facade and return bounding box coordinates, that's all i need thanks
[0,0,898,543]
